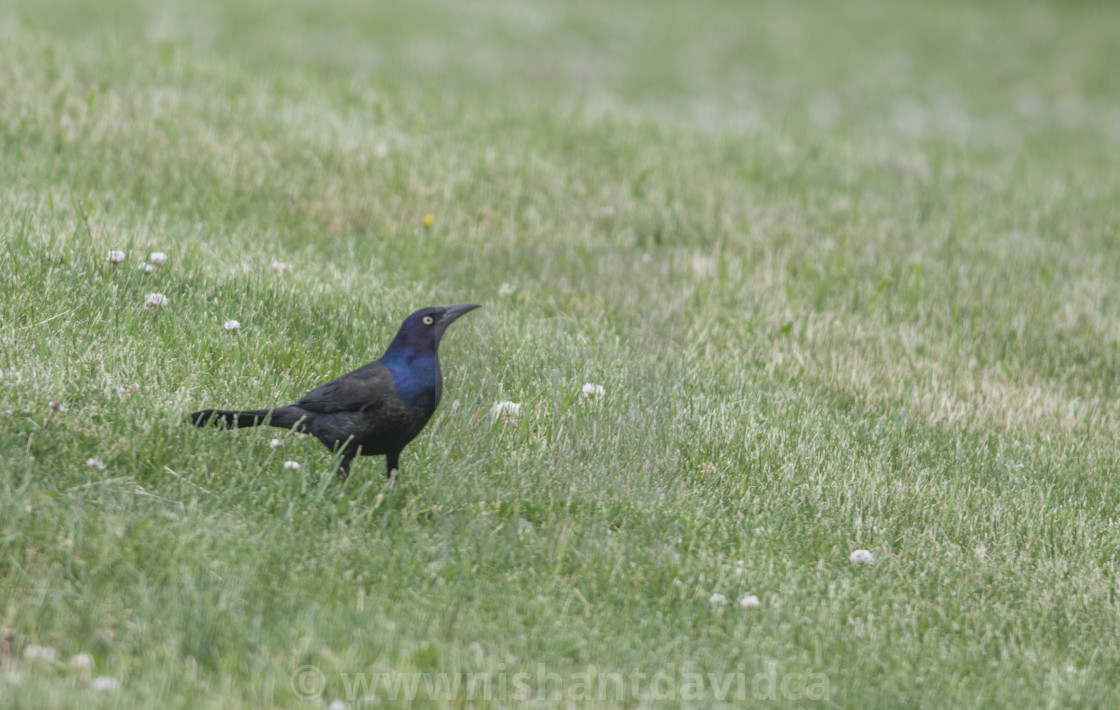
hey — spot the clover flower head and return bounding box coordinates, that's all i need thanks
[23,644,56,664]
[490,401,522,422]
[580,383,605,401]
[144,293,168,310]
[850,549,874,565]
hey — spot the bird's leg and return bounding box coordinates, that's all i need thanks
[332,436,358,481]
[385,451,400,479]
[337,453,355,481]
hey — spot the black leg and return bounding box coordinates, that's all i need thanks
[338,453,355,480]
[386,451,400,479]
[332,436,358,481]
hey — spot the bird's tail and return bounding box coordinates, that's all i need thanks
[189,407,309,431]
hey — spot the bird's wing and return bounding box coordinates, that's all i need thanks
[292,361,396,414]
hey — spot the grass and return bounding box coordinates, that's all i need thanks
[3,0,1120,707]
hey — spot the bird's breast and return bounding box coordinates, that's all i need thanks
[387,358,441,412]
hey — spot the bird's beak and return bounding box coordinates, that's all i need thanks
[440,303,482,326]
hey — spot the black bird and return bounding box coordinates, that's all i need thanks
[190,304,480,479]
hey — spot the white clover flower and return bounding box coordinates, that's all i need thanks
[850,549,874,565]
[269,438,283,449]
[283,460,301,470]
[1,410,12,417]
[498,283,515,297]
[269,260,290,274]
[138,263,154,274]
[48,401,66,411]
[117,383,140,395]
[23,644,56,664]
[709,593,728,606]
[580,383,605,401]
[223,319,241,331]
[149,251,168,265]
[85,458,107,471]
[144,293,168,310]
[70,653,95,685]
[107,250,126,264]
[490,401,522,422]
[90,676,120,692]
[739,594,761,610]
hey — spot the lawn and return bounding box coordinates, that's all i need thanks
[3,0,1120,707]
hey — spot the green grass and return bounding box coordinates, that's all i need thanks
[3,0,1120,707]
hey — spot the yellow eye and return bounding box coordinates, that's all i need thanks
[422,315,435,326]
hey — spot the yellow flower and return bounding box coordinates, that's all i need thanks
[422,213,435,228]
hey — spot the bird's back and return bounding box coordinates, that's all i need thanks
[293,360,397,414]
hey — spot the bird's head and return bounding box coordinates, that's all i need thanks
[385,303,482,357]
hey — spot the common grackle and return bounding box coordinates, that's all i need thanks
[189,304,480,479]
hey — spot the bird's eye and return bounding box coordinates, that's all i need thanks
[422,315,435,326]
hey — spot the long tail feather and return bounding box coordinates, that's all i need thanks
[189,408,274,428]
[190,405,312,433]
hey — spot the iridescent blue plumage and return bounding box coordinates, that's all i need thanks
[381,349,440,412]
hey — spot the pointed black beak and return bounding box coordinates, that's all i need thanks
[439,303,482,326]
